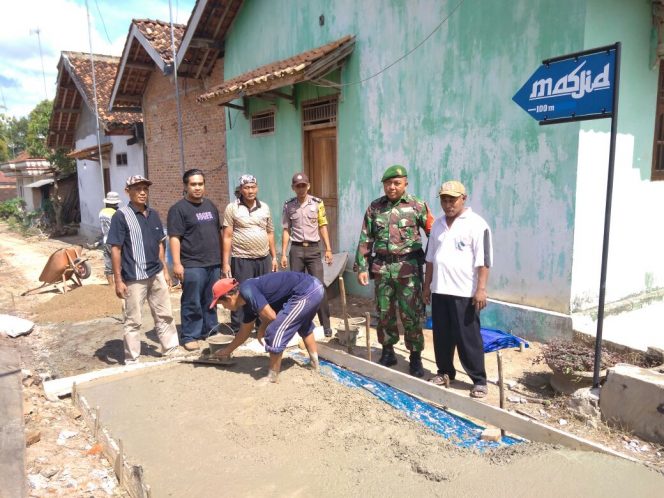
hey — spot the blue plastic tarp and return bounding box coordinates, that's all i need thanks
[424,317,528,353]
[290,352,522,449]
[480,327,529,353]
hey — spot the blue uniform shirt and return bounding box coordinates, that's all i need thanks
[239,272,316,323]
[107,203,166,282]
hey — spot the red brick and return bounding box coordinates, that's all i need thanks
[143,63,228,218]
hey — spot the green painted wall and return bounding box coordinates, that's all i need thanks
[224,0,590,313]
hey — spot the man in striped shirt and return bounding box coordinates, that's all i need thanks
[222,174,278,333]
[107,175,179,364]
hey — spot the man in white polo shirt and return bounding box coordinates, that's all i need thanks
[423,180,492,398]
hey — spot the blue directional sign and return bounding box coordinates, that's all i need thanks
[513,49,616,122]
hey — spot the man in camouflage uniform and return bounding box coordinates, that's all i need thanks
[354,165,433,377]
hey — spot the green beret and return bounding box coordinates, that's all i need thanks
[381,165,408,182]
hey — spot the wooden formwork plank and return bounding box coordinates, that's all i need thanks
[73,389,150,498]
[317,344,633,460]
[44,359,177,400]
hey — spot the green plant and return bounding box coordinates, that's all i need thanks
[0,198,25,219]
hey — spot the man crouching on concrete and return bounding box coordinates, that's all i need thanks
[209,272,322,383]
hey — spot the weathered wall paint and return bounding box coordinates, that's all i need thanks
[74,106,144,239]
[571,0,664,309]
[223,0,586,316]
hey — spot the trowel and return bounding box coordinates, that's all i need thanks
[180,353,235,367]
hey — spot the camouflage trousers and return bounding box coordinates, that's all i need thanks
[374,273,424,352]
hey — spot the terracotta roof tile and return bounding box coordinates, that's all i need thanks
[133,19,185,64]
[198,36,354,104]
[62,52,140,127]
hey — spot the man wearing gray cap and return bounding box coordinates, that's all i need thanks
[99,191,121,285]
[281,172,334,337]
[107,175,179,364]
[222,174,277,332]
[423,180,492,398]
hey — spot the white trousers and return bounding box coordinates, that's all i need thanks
[123,272,179,360]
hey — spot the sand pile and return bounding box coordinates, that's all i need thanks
[34,284,122,323]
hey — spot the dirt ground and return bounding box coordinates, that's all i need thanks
[1,222,663,497]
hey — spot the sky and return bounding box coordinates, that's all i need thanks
[0,0,196,119]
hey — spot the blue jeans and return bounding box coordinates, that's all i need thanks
[180,265,220,344]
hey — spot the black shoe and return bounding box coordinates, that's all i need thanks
[324,328,333,338]
[378,345,397,367]
[409,351,424,378]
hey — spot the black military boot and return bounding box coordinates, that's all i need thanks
[378,345,397,367]
[409,351,424,378]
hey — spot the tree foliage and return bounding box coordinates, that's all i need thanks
[0,113,28,161]
[26,99,52,159]
[48,147,76,177]
[0,111,33,161]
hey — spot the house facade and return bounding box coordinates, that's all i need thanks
[48,52,145,239]
[196,0,664,341]
[108,4,241,218]
[0,151,52,211]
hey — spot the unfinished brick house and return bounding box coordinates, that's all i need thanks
[48,52,145,238]
[108,0,244,218]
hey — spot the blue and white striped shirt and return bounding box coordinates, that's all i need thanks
[107,203,166,282]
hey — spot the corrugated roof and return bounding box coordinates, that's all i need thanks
[197,36,355,104]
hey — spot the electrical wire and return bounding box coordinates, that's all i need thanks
[312,0,465,89]
[94,0,113,45]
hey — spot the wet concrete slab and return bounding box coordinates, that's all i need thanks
[76,356,664,498]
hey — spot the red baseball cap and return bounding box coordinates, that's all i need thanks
[209,278,239,308]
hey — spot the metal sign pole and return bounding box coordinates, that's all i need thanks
[592,42,621,388]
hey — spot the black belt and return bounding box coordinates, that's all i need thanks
[376,251,420,264]
[291,241,319,247]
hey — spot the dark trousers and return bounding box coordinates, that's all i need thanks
[431,293,487,386]
[289,244,331,331]
[230,255,272,331]
[180,265,220,344]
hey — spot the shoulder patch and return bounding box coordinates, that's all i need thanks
[284,197,296,205]
[311,196,322,203]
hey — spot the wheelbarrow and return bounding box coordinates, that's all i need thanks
[22,246,92,295]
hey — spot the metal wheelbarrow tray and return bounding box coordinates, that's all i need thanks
[22,246,92,295]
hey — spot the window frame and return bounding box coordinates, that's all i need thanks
[250,109,276,137]
[115,152,128,166]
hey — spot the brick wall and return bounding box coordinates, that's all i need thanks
[0,186,17,203]
[143,62,228,219]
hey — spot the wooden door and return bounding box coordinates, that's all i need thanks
[103,168,111,195]
[304,127,338,250]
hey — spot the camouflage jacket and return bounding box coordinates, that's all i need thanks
[354,193,433,278]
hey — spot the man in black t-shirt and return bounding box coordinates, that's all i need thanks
[167,169,223,351]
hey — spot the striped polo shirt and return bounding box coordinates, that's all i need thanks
[106,203,166,282]
[223,198,274,259]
